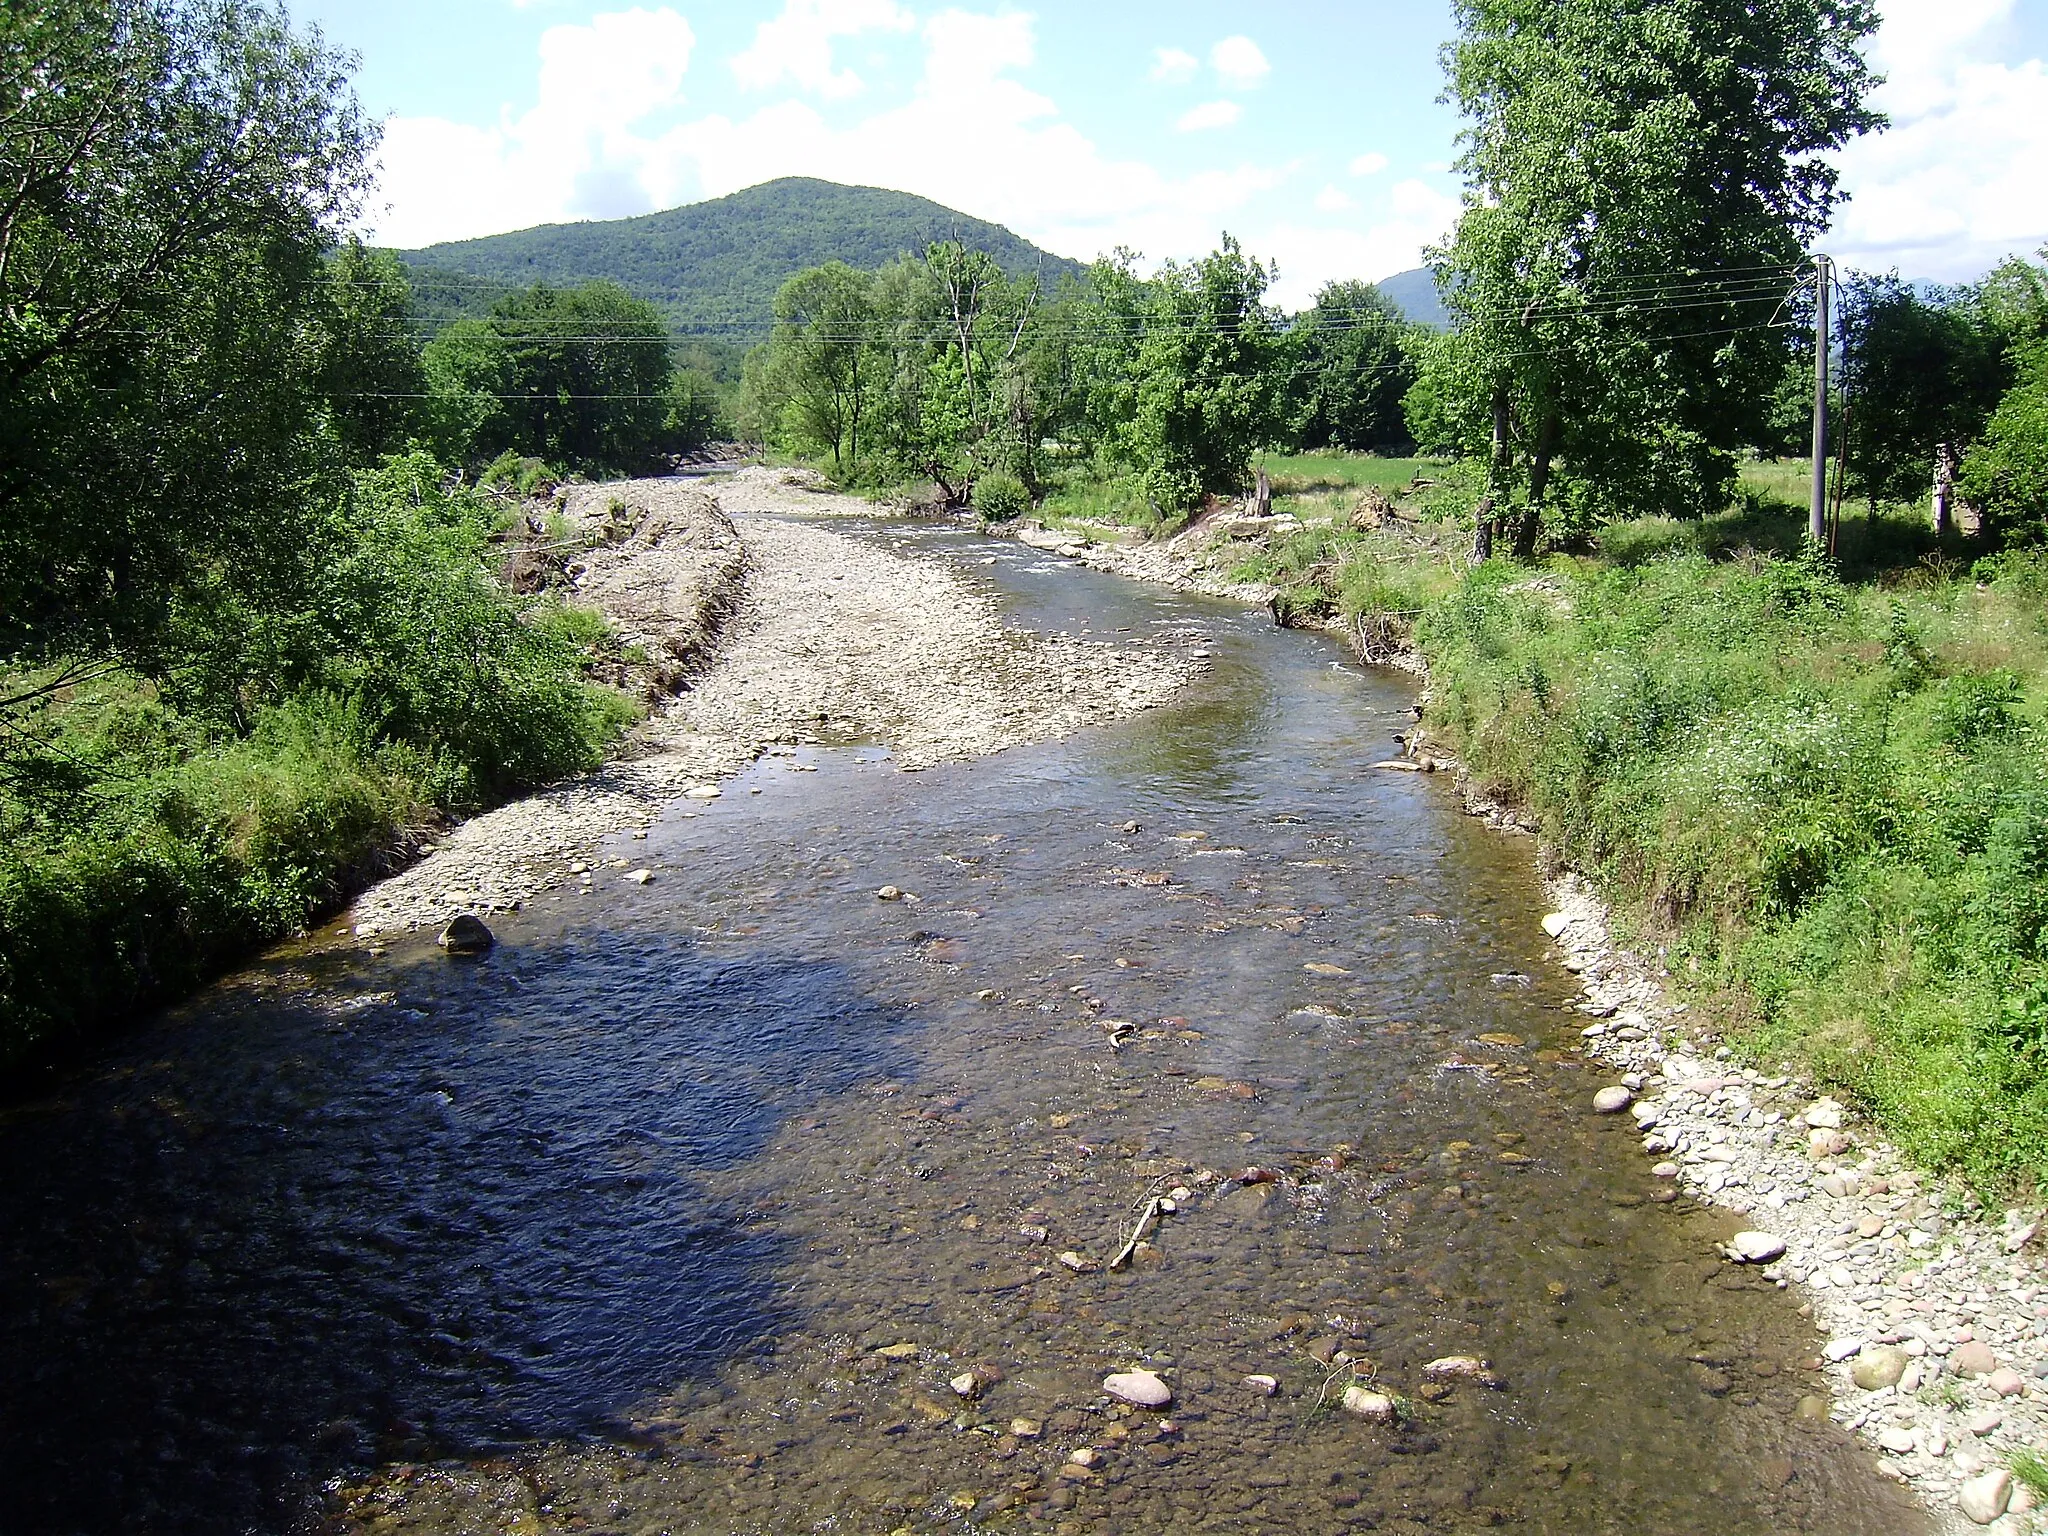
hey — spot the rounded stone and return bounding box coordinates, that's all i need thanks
[1959,1468,2013,1525]
[1593,1086,1634,1114]
[437,914,494,955]
[1103,1370,1172,1409]
[1989,1367,2026,1397]
[1952,1341,1999,1378]
[1341,1385,1397,1423]
[1728,1231,1787,1264]
[1851,1347,1909,1391]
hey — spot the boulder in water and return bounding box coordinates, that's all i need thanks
[438,914,494,955]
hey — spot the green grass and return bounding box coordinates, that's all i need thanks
[0,457,639,1077]
[1258,452,1438,497]
[1395,515,2048,1196]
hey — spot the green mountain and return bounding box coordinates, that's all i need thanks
[397,177,1086,340]
[1377,267,1451,329]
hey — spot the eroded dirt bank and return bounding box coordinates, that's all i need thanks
[350,470,1202,934]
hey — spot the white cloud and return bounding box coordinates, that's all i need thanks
[1259,178,1462,309]
[1348,151,1389,177]
[368,6,1295,283]
[731,0,914,100]
[1210,35,1270,91]
[1832,0,2048,278]
[1150,46,1198,84]
[1177,99,1242,132]
[1315,184,1357,212]
[369,8,697,244]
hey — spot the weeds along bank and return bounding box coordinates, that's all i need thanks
[996,451,2048,1198]
[0,457,637,1078]
[1412,537,2048,1195]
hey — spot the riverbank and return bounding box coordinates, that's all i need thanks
[971,477,2048,1531]
[349,468,1204,933]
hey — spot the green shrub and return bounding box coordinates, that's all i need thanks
[973,471,1030,523]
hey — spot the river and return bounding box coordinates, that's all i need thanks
[0,513,1926,1534]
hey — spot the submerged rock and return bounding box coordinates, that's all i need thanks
[437,914,494,955]
[1593,1086,1634,1114]
[1103,1370,1172,1408]
[1341,1385,1397,1422]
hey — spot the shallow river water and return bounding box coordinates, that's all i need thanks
[0,516,1929,1536]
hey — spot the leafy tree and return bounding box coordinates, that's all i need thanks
[1285,280,1418,452]
[320,239,429,465]
[488,282,671,471]
[1837,274,2006,513]
[1122,236,1284,510]
[1426,0,1883,555]
[744,262,882,475]
[1961,341,2048,542]
[0,0,374,680]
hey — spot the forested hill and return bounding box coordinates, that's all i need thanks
[1376,268,1451,329]
[398,177,1087,337]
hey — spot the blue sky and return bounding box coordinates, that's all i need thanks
[301,0,2048,307]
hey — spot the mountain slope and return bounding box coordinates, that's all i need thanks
[1377,267,1451,329]
[398,178,1086,338]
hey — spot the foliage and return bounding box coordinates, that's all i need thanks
[1422,0,1883,552]
[394,176,1083,340]
[972,471,1030,523]
[319,239,430,464]
[0,0,375,675]
[1284,281,1421,453]
[1409,530,2048,1192]
[0,455,631,1067]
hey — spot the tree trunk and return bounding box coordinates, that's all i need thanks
[1933,443,1956,537]
[1514,414,1558,559]
[1475,383,1509,563]
[1250,467,1271,519]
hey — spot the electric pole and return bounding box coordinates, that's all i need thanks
[1809,253,1831,547]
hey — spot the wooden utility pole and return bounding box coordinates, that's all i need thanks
[1809,254,1831,547]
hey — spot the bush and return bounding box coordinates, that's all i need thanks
[0,453,633,1071]
[973,471,1030,523]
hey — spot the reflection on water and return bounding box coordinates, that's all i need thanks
[0,522,1924,1536]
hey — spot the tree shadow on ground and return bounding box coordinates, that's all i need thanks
[0,930,915,1535]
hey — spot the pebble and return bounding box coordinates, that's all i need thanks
[1541,912,1571,937]
[1056,1251,1098,1274]
[1878,1426,1917,1454]
[683,785,721,800]
[1728,1232,1788,1264]
[950,1372,979,1399]
[1959,1468,2013,1524]
[1340,1386,1398,1423]
[1989,1367,2027,1397]
[1243,1374,1278,1397]
[1970,1409,2004,1436]
[1421,1355,1503,1387]
[1066,1447,1102,1469]
[1102,1371,1172,1409]
[1593,1086,1634,1114]
[876,885,904,901]
[626,868,654,884]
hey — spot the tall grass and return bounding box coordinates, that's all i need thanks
[1411,525,2048,1193]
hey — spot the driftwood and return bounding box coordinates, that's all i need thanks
[1108,1195,1164,1270]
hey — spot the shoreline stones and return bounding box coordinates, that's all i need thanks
[1102,1370,1171,1409]
[1540,868,2048,1527]
[436,914,494,955]
[1592,1085,1634,1114]
[1726,1231,1787,1264]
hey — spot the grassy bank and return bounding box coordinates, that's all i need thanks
[1037,450,2048,1194]
[0,457,635,1080]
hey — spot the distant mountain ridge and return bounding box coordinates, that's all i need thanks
[1376,267,1451,329]
[397,177,1086,338]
